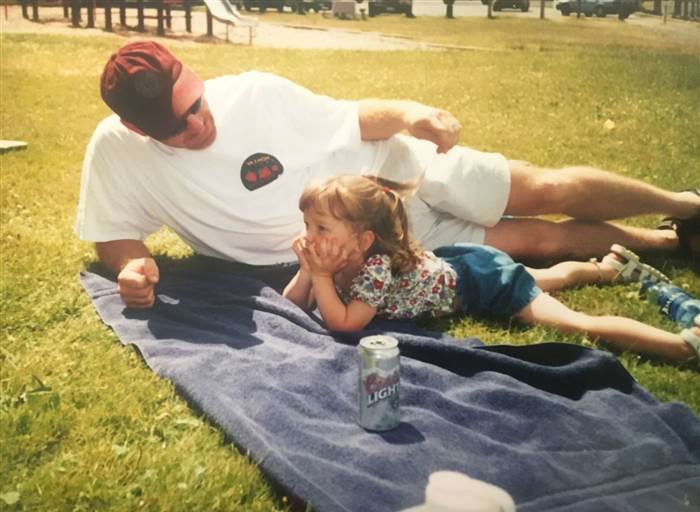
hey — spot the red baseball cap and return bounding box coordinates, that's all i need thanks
[100,41,203,141]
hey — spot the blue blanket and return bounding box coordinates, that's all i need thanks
[80,266,700,512]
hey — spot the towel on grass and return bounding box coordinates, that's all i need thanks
[80,266,700,512]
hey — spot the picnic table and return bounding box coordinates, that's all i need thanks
[19,1,255,42]
[19,0,195,36]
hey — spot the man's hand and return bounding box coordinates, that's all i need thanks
[359,99,462,154]
[405,107,461,154]
[117,257,160,309]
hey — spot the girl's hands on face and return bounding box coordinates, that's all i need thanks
[292,236,311,272]
[304,236,349,277]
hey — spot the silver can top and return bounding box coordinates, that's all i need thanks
[359,335,398,351]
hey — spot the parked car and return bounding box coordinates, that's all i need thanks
[481,0,530,12]
[554,0,633,17]
[286,0,331,12]
[239,0,285,12]
[366,0,413,16]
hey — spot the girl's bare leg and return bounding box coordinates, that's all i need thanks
[526,245,666,293]
[516,293,697,362]
[526,260,616,292]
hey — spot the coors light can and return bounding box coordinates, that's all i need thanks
[358,335,400,431]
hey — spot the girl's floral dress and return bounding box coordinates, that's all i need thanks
[337,252,456,319]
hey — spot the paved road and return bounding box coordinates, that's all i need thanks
[412,0,548,18]
[403,1,700,48]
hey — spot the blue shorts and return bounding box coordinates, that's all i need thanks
[434,244,542,318]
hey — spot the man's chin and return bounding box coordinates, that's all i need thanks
[187,127,217,150]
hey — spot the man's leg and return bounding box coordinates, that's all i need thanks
[484,217,677,261]
[504,161,699,221]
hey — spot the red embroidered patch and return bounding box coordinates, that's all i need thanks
[240,153,283,191]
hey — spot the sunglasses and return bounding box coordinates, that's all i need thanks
[167,97,202,139]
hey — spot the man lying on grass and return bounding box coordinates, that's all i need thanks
[76,41,699,309]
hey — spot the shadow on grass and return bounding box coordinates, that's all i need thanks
[425,294,700,373]
[85,252,299,293]
[643,253,700,280]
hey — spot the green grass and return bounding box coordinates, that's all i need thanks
[2,16,699,510]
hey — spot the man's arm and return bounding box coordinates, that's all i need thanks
[95,240,160,309]
[358,99,462,153]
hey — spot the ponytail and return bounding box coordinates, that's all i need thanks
[361,175,423,274]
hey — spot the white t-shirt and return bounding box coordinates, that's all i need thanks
[76,71,509,265]
[77,72,367,264]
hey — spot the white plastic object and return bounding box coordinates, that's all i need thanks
[401,471,516,512]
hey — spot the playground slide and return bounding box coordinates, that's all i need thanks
[203,0,258,27]
[202,0,257,44]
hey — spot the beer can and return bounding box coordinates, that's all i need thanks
[358,335,400,431]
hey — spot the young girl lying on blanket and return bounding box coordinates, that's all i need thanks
[283,175,700,362]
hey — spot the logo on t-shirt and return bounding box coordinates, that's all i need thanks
[241,153,283,191]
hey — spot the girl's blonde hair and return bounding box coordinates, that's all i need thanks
[299,174,423,274]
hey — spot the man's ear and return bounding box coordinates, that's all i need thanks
[120,119,147,136]
[358,230,376,253]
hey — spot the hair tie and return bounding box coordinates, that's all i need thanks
[382,186,391,194]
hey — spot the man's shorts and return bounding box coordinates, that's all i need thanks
[404,141,510,249]
[333,134,511,250]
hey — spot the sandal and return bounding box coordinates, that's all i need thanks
[680,317,700,360]
[601,244,669,283]
[658,188,700,258]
